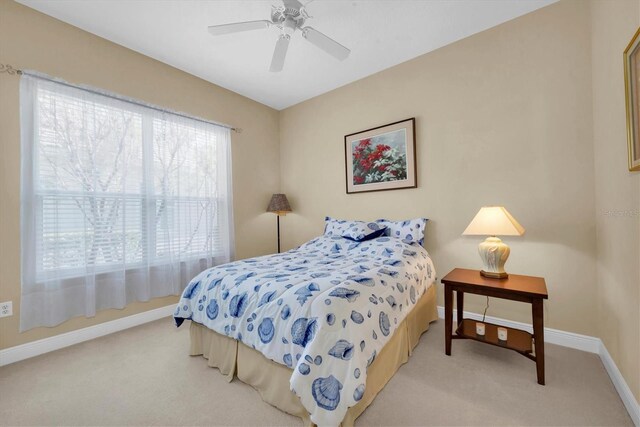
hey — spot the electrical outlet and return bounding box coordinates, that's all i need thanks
[0,301,13,318]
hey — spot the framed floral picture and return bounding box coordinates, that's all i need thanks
[344,118,417,194]
[624,27,640,171]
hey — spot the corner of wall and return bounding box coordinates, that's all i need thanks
[589,0,640,405]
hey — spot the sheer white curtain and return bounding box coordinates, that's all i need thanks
[20,74,234,331]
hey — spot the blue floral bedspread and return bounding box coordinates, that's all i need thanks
[174,234,436,426]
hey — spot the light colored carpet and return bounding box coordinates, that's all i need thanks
[0,317,632,426]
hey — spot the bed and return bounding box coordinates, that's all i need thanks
[174,218,437,426]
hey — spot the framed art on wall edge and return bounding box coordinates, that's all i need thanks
[624,27,640,172]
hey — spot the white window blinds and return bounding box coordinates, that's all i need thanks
[20,74,234,331]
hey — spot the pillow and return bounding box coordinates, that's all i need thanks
[323,217,386,240]
[323,217,359,236]
[375,218,428,245]
[342,222,387,242]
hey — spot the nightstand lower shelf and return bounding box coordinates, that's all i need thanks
[455,319,533,354]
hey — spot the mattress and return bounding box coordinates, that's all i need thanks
[174,234,437,425]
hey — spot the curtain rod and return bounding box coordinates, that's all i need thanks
[0,63,242,133]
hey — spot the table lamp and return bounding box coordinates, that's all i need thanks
[462,206,525,279]
[267,193,292,253]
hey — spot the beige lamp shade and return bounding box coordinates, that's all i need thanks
[462,206,525,236]
[267,193,292,215]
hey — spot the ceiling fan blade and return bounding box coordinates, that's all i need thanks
[270,34,290,72]
[208,20,271,36]
[301,27,350,61]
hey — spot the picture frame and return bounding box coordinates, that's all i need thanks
[344,118,417,194]
[624,27,640,172]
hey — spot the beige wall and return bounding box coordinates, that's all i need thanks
[0,0,280,349]
[591,0,640,402]
[280,1,598,337]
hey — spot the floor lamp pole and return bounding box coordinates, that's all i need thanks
[277,215,281,253]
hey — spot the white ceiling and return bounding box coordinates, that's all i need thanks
[17,0,556,110]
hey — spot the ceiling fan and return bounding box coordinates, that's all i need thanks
[208,0,351,72]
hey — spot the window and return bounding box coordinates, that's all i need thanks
[20,74,234,331]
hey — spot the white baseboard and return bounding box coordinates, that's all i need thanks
[0,304,176,367]
[437,305,639,426]
[599,340,640,426]
[436,306,601,353]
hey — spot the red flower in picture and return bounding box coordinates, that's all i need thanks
[351,137,407,185]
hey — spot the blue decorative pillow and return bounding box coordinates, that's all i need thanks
[342,222,387,242]
[375,218,428,245]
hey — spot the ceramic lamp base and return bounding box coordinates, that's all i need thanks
[480,270,509,279]
[478,236,510,280]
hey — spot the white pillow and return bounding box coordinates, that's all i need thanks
[323,217,358,236]
[375,218,428,244]
[341,222,387,242]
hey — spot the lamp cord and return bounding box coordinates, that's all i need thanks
[482,296,489,322]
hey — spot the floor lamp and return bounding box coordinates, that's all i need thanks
[267,194,292,253]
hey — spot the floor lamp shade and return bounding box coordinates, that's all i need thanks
[267,194,292,253]
[462,207,525,279]
[267,194,292,215]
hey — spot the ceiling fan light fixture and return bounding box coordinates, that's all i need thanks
[283,17,297,36]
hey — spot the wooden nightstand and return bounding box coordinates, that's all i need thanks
[441,268,549,385]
